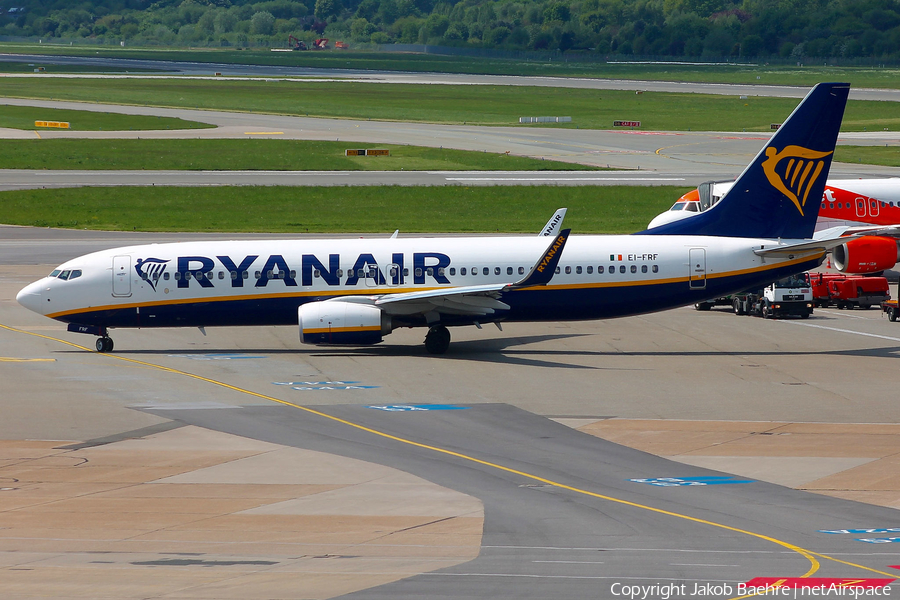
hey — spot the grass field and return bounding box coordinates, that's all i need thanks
[1,78,897,132]
[0,139,595,170]
[0,104,213,131]
[3,43,898,89]
[834,146,900,168]
[0,185,684,234]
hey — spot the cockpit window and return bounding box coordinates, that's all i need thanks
[58,270,71,280]
[670,202,686,211]
[69,270,82,280]
[50,270,61,278]
[684,202,700,212]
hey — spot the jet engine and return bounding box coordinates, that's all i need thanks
[832,236,900,274]
[298,300,392,345]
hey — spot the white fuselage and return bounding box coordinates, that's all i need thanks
[17,234,823,331]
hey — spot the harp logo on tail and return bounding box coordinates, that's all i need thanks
[761,145,833,216]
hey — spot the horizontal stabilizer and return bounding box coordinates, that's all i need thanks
[754,235,861,257]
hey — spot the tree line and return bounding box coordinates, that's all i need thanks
[3,0,900,61]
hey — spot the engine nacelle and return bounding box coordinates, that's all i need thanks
[298,300,391,346]
[832,236,900,274]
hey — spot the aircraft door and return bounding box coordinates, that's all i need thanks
[689,248,707,290]
[386,263,400,287]
[112,255,132,297]
[364,264,381,288]
[869,197,880,218]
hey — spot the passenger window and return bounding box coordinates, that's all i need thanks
[518,267,525,275]
[337,269,344,278]
[494,267,500,275]
[314,269,321,278]
[587,266,593,274]
[555,267,560,274]
[630,265,637,273]
[576,266,582,274]
[290,270,296,278]
[403,268,409,276]
[357,269,365,277]
[652,265,659,273]
[641,265,648,273]
[243,271,249,279]
[829,203,834,208]
[449,267,456,276]
[165,272,171,280]
[821,202,825,208]
[609,265,615,273]
[483,267,490,276]
[218,271,224,279]
[565,266,571,274]
[598,266,604,273]
[254,271,260,279]
[426,267,434,276]
[415,268,423,277]
[507,267,513,275]
[461,267,467,276]
[472,268,477,276]
[619,266,626,274]
[231,271,237,279]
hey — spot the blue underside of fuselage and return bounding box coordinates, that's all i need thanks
[58,259,820,331]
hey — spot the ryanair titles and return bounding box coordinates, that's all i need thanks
[139,252,452,290]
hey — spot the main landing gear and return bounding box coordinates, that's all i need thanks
[96,337,114,353]
[424,325,451,355]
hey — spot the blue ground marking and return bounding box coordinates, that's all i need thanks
[169,354,266,360]
[367,404,470,411]
[820,528,900,534]
[855,537,900,544]
[629,476,755,487]
[272,381,379,391]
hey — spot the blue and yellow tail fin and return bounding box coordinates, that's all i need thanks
[639,82,849,240]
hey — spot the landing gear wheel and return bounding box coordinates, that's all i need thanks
[96,337,114,353]
[424,325,451,355]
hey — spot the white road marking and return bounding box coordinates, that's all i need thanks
[783,321,900,343]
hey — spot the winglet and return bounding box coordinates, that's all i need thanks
[510,228,571,289]
[539,208,567,236]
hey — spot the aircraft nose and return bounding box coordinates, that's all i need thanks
[16,281,45,315]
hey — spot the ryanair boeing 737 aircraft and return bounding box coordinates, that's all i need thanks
[17,83,851,354]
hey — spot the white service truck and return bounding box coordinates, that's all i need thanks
[731,273,814,319]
